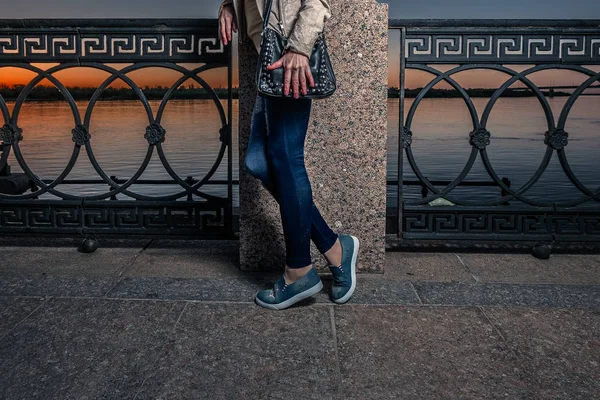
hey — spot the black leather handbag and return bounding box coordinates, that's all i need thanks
[256,0,336,99]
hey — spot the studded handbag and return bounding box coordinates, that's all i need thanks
[256,0,336,99]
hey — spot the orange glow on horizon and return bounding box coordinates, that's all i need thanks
[0,63,229,90]
[1,62,597,91]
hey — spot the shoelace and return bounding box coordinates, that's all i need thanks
[270,280,289,298]
[332,264,347,286]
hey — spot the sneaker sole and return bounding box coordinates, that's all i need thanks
[333,235,359,304]
[255,280,324,310]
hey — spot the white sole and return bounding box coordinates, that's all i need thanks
[333,235,359,304]
[255,280,323,310]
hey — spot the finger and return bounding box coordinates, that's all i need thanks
[306,67,315,88]
[232,19,238,33]
[292,68,300,98]
[220,19,228,45]
[300,69,307,96]
[267,58,284,70]
[226,17,232,42]
[284,62,292,96]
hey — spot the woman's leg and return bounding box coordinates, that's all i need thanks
[263,95,313,269]
[248,94,356,309]
[245,94,273,187]
[244,94,339,259]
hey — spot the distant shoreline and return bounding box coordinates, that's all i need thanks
[0,86,571,101]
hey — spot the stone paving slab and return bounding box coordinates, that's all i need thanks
[145,239,239,250]
[384,252,474,282]
[343,279,420,305]
[3,270,598,309]
[484,307,600,400]
[0,274,120,298]
[459,253,600,285]
[107,276,276,302]
[0,298,598,399]
[413,282,600,309]
[1,244,599,399]
[0,246,142,276]
[135,303,338,400]
[125,240,241,278]
[102,275,600,309]
[334,305,531,399]
[0,297,44,337]
[107,275,421,306]
[0,298,185,400]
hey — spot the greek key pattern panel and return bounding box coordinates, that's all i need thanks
[0,32,226,62]
[405,33,600,64]
[403,209,600,239]
[0,204,227,235]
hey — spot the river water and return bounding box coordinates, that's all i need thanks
[3,97,599,207]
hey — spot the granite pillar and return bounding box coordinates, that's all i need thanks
[239,0,388,273]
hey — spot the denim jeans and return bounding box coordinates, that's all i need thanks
[244,93,339,268]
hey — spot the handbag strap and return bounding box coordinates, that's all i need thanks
[262,0,275,32]
[261,0,327,38]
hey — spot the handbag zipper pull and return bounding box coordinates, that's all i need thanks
[277,0,286,36]
[278,20,286,37]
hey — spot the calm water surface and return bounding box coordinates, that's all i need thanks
[4,97,599,207]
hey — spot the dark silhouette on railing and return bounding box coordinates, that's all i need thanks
[0,19,234,247]
[388,19,600,251]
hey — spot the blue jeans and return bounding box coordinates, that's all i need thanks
[244,93,339,268]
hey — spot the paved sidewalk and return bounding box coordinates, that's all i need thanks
[1,238,599,399]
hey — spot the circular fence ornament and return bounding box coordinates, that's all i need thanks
[0,124,23,145]
[71,124,91,146]
[469,127,491,150]
[145,123,166,145]
[544,128,569,150]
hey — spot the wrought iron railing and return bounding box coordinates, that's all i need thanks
[388,19,600,250]
[2,18,599,252]
[0,19,234,244]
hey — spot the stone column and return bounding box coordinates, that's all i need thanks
[239,0,388,273]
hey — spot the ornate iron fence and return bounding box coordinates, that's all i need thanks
[2,18,600,252]
[0,19,234,243]
[388,19,600,250]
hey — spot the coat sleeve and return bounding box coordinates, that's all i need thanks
[285,0,332,58]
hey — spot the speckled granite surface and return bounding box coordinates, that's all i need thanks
[238,38,286,272]
[239,0,388,272]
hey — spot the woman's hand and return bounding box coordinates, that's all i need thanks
[218,4,237,46]
[267,51,315,99]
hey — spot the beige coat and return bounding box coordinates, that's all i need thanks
[218,0,332,58]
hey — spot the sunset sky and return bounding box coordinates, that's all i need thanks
[1,0,599,90]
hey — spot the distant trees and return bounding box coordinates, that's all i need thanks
[387,87,569,98]
[0,85,569,102]
[0,85,238,101]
